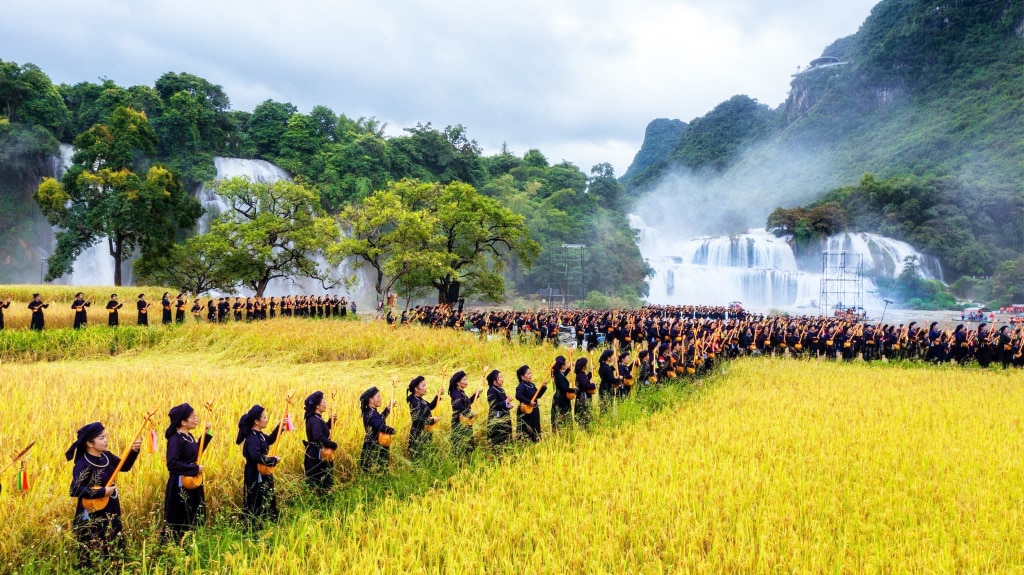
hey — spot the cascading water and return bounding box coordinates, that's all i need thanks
[50,144,118,286]
[629,214,943,311]
[195,158,292,233]
[196,158,376,304]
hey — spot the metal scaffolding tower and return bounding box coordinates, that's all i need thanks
[819,251,864,317]
[559,243,586,308]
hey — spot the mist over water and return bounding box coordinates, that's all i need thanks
[628,142,941,313]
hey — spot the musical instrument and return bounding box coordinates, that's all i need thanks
[518,378,546,415]
[377,379,397,447]
[257,394,293,475]
[320,391,338,461]
[83,410,156,513]
[0,442,35,477]
[181,401,213,490]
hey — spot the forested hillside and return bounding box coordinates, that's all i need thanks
[0,65,649,302]
[623,0,1023,297]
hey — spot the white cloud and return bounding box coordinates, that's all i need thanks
[2,0,879,174]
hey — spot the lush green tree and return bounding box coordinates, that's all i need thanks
[35,107,201,285]
[210,177,338,296]
[248,99,297,159]
[588,163,625,211]
[151,72,232,185]
[134,232,236,294]
[991,257,1024,305]
[331,185,447,302]
[391,123,486,186]
[0,60,69,138]
[393,179,540,303]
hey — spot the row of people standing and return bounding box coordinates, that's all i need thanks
[62,346,711,569]
[2,292,356,330]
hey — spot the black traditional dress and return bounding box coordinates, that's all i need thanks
[164,431,211,541]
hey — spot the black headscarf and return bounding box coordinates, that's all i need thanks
[600,349,615,363]
[407,376,425,399]
[65,422,104,462]
[486,370,500,386]
[516,364,530,382]
[448,370,467,395]
[359,387,379,409]
[236,405,264,444]
[166,403,195,439]
[552,356,566,376]
[574,357,588,373]
[304,391,324,418]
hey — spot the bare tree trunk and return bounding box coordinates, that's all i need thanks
[111,237,122,287]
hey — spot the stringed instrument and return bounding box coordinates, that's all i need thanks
[424,375,442,432]
[459,367,487,424]
[377,380,396,447]
[181,401,213,490]
[565,352,577,400]
[319,391,338,461]
[0,442,35,477]
[518,378,547,415]
[257,394,293,475]
[82,411,156,513]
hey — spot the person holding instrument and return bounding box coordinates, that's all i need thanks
[359,386,395,473]
[515,365,546,443]
[597,349,618,412]
[449,370,480,457]
[137,294,150,326]
[0,294,11,330]
[302,391,337,494]
[573,357,596,429]
[550,356,575,432]
[236,405,280,529]
[65,422,142,567]
[486,369,513,449]
[28,293,47,330]
[406,376,442,460]
[71,292,91,329]
[164,403,211,544]
[105,294,123,326]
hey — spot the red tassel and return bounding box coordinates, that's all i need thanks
[17,462,28,492]
[148,429,159,453]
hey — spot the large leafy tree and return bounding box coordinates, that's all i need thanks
[402,179,540,303]
[151,72,232,186]
[133,232,236,295]
[34,106,201,285]
[0,60,69,138]
[209,177,339,296]
[331,185,447,302]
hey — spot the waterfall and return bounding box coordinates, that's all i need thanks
[826,232,943,281]
[46,144,119,286]
[195,158,292,233]
[630,214,942,311]
[195,158,377,304]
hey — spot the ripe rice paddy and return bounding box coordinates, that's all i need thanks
[0,316,1020,573]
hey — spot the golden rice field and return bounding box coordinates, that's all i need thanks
[0,285,175,331]
[0,311,1021,573]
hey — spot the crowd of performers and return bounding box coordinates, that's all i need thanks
[4,301,1019,567]
[6,292,1023,370]
[407,304,1024,369]
[1,292,356,330]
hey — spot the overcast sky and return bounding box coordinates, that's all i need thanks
[3,0,879,176]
